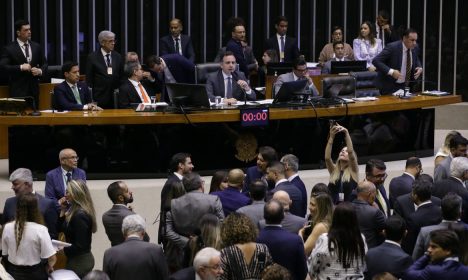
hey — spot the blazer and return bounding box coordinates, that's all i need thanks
[205,69,256,102]
[372,40,422,95]
[45,166,86,207]
[236,200,265,228]
[226,38,249,77]
[264,35,300,63]
[2,192,58,239]
[257,226,307,280]
[211,186,251,217]
[0,40,47,102]
[432,177,468,222]
[290,175,308,217]
[394,194,441,221]
[159,34,196,63]
[389,173,415,209]
[102,204,150,246]
[85,49,124,108]
[375,184,391,217]
[103,237,169,280]
[244,166,265,193]
[404,254,468,280]
[169,267,195,280]
[158,173,182,244]
[352,199,386,248]
[159,54,196,102]
[53,81,93,110]
[118,79,152,108]
[268,181,304,217]
[259,212,306,234]
[433,156,452,183]
[273,72,319,96]
[364,241,413,280]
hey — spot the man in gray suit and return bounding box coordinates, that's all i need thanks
[165,172,224,251]
[273,58,319,96]
[102,181,149,246]
[103,214,168,280]
[321,41,351,74]
[433,134,467,182]
[237,179,267,228]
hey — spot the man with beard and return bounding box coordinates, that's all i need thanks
[243,146,277,193]
[102,181,149,246]
[389,157,423,208]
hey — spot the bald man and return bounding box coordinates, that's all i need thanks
[259,190,306,234]
[45,148,86,210]
[211,169,251,216]
[159,18,196,62]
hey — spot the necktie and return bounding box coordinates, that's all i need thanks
[280,36,285,62]
[405,49,411,86]
[138,83,150,103]
[376,191,388,217]
[226,76,232,98]
[105,53,112,67]
[66,172,72,183]
[175,38,180,54]
[71,85,82,105]
[24,43,30,61]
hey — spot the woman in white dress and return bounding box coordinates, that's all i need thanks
[353,21,382,71]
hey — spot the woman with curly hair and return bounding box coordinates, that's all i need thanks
[1,193,56,280]
[261,263,291,280]
[58,180,97,278]
[220,213,273,279]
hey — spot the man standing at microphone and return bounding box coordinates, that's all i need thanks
[206,51,256,104]
[0,19,47,105]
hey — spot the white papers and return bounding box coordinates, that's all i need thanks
[52,239,72,251]
[352,97,379,102]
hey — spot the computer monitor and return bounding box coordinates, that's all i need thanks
[165,83,210,108]
[266,62,293,76]
[322,76,356,98]
[330,60,367,74]
[273,79,308,104]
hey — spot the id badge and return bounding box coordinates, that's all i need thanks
[338,192,344,202]
[107,67,113,75]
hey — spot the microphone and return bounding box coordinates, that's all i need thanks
[18,96,41,116]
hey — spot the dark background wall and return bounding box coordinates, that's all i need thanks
[1,0,466,100]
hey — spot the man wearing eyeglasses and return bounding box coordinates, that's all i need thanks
[365,159,391,217]
[45,148,86,211]
[273,58,319,96]
[169,247,223,280]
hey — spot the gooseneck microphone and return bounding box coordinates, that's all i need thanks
[19,96,41,116]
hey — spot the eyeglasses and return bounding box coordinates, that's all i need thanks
[63,156,79,160]
[204,264,222,271]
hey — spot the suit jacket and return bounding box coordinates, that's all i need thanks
[402,202,442,255]
[158,173,182,244]
[205,69,256,102]
[321,57,351,74]
[0,40,47,102]
[45,166,86,208]
[364,241,413,280]
[404,254,468,280]
[269,181,304,217]
[166,191,224,249]
[159,54,196,102]
[2,193,58,239]
[433,156,452,183]
[372,40,422,95]
[159,34,196,63]
[432,177,468,222]
[259,212,306,234]
[257,226,307,280]
[244,166,266,193]
[273,72,319,96]
[264,35,300,63]
[53,81,93,110]
[118,79,153,108]
[226,38,249,77]
[236,200,265,228]
[169,267,195,280]
[375,184,391,217]
[211,186,251,216]
[102,204,150,246]
[352,199,386,248]
[103,237,169,280]
[85,49,124,108]
[290,175,307,217]
[389,173,415,209]
[393,194,441,221]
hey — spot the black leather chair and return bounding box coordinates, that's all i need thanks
[47,65,63,81]
[350,71,380,97]
[321,75,356,97]
[194,62,220,84]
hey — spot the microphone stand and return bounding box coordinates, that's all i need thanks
[21,96,42,116]
[232,71,251,109]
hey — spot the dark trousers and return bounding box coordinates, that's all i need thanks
[4,259,48,280]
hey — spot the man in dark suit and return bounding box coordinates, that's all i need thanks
[169,247,223,280]
[393,192,441,222]
[85,30,124,108]
[211,169,251,216]
[103,214,168,280]
[405,229,468,280]
[352,181,386,248]
[264,16,300,63]
[281,154,307,217]
[45,148,86,210]
[372,28,423,95]
[158,152,194,244]
[321,41,351,74]
[376,10,400,48]
[205,51,256,104]
[257,200,307,280]
[225,17,249,77]
[244,146,278,193]
[365,216,413,280]
[0,19,47,105]
[53,61,101,111]
[2,168,58,239]
[433,134,468,182]
[118,61,153,108]
[401,179,442,255]
[159,18,196,63]
[145,54,195,103]
[266,162,304,217]
[102,181,150,246]
[389,157,422,208]
[365,159,391,217]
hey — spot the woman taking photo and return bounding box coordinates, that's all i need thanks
[1,193,56,280]
[309,202,367,279]
[299,192,334,256]
[353,21,382,71]
[58,180,97,278]
[325,123,359,204]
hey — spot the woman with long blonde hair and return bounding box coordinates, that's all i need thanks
[325,123,359,204]
[58,179,97,278]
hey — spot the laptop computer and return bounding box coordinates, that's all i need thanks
[273,79,309,104]
[165,83,210,108]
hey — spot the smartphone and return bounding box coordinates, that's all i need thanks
[329,119,337,127]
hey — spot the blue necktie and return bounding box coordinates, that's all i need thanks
[226,77,233,98]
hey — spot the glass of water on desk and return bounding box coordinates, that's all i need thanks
[215,96,222,107]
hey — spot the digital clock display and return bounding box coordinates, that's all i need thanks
[240,107,269,127]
